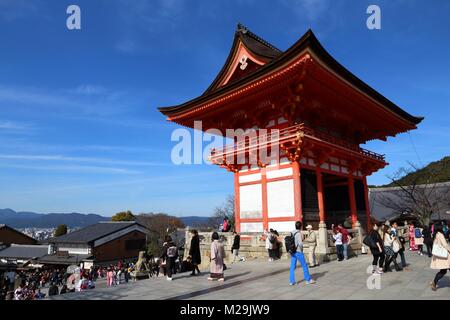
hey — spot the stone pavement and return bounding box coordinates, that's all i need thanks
[49,251,450,300]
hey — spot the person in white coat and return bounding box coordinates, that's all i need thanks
[430,224,450,291]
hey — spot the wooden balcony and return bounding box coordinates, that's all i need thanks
[209,123,385,165]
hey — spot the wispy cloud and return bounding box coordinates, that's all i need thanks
[0,0,42,22]
[0,163,142,175]
[0,120,27,130]
[114,0,187,53]
[0,154,169,167]
[0,84,143,118]
[282,0,330,22]
[67,85,107,96]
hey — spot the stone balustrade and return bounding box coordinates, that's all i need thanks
[184,222,366,269]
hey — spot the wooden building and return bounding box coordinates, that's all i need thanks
[0,224,37,247]
[159,25,423,233]
[39,221,148,266]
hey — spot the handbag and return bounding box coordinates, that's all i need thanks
[432,243,449,259]
[363,234,376,249]
[393,239,401,253]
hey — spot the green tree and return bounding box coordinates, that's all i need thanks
[54,224,68,237]
[111,210,135,221]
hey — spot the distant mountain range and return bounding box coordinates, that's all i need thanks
[0,209,211,229]
[178,216,211,227]
[0,209,108,228]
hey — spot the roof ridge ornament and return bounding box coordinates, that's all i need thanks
[237,23,248,34]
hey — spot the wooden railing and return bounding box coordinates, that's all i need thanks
[210,123,385,162]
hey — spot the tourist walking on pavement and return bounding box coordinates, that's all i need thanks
[390,222,407,268]
[231,231,243,263]
[332,226,344,261]
[414,226,424,256]
[189,229,202,276]
[208,232,225,282]
[408,222,417,251]
[423,224,434,258]
[304,225,318,267]
[289,221,315,286]
[160,235,178,281]
[430,225,450,291]
[367,223,385,274]
[383,225,402,272]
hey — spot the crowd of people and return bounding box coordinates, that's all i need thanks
[0,267,69,300]
[0,261,139,300]
[364,219,450,291]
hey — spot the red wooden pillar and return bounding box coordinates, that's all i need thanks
[348,175,358,226]
[316,167,326,224]
[234,172,241,233]
[261,167,269,230]
[292,160,303,223]
[363,176,372,230]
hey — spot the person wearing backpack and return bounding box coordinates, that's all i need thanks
[414,226,424,256]
[160,235,178,281]
[287,221,315,286]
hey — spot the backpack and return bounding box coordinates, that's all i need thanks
[285,231,298,255]
[167,245,177,258]
[414,228,422,238]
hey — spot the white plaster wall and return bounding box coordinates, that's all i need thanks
[239,173,261,183]
[239,184,262,218]
[268,221,296,232]
[240,222,264,233]
[266,167,292,179]
[267,179,295,218]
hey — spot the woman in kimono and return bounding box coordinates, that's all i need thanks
[408,222,417,251]
[208,232,225,282]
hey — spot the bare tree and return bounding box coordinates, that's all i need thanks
[136,213,185,256]
[210,195,235,230]
[378,162,450,226]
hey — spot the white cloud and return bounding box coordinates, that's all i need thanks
[0,120,27,130]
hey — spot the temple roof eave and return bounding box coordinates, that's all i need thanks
[158,29,423,128]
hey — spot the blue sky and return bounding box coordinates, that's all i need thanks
[0,0,449,217]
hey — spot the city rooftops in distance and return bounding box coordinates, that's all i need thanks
[48,221,147,245]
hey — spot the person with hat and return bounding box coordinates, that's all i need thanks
[304,225,318,268]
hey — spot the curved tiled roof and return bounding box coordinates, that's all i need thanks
[158,26,423,126]
[48,221,145,244]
